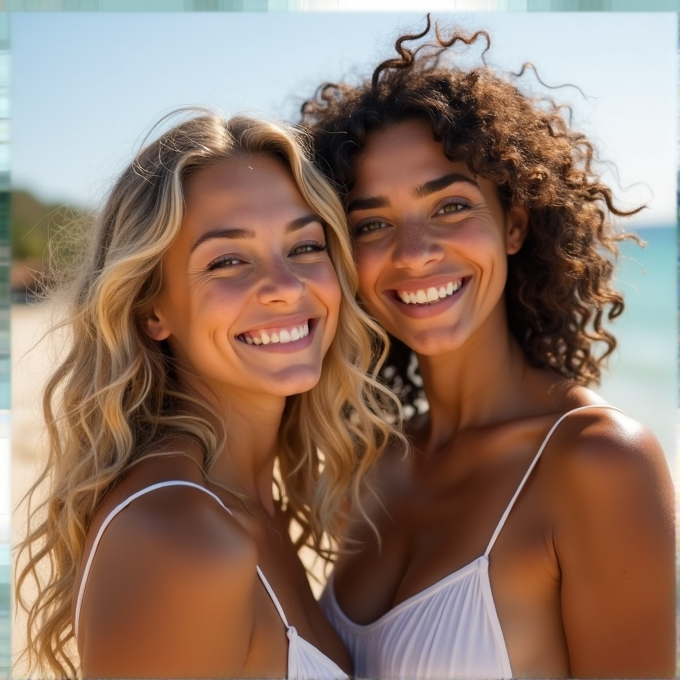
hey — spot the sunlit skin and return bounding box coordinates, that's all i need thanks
[150,156,340,406]
[348,130,526,360]
[331,120,675,678]
[74,155,351,678]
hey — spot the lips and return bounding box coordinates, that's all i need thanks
[237,320,311,346]
[394,278,466,305]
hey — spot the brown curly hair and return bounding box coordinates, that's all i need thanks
[300,16,641,412]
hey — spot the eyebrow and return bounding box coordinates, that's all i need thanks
[286,214,324,233]
[413,173,479,198]
[190,213,322,253]
[347,173,479,213]
[191,227,255,253]
[346,196,390,214]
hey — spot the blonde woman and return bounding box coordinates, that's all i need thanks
[15,112,399,678]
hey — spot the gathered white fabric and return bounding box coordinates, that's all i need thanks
[75,480,348,680]
[321,404,623,680]
[322,554,511,680]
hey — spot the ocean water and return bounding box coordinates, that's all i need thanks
[593,225,676,476]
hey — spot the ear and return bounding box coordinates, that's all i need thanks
[505,204,529,255]
[142,304,171,342]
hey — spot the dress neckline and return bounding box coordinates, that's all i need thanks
[327,404,624,632]
[327,554,490,631]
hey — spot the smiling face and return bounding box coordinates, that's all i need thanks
[347,119,528,357]
[145,154,341,401]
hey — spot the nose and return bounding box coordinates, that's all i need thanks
[256,259,305,305]
[392,222,444,270]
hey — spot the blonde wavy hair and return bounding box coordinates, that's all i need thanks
[15,111,402,677]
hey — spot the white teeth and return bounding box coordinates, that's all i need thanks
[397,280,464,305]
[426,287,439,302]
[240,322,310,345]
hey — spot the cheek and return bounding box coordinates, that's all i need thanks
[354,246,382,300]
[317,272,342,355]
[326,282,342,330]
[315,263,343,320]
[453,221,506,265]
[355,267,373,313]
[172,281,243,346]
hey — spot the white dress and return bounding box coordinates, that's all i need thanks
[321,404,623,679]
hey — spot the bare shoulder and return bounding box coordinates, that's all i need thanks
[83,441,258,613]
[544,402,674,534]
[94,480,257,573]
[541,403,675,676]
[78,465,259,676]
[546,403,673,508]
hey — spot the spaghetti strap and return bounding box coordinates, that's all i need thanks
[74,480,348,680]
[256,566,290,627]
[483,404,625,557]
[75,480,232,638]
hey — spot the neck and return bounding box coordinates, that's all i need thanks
[415,303,532,456]
[180,378,287,517]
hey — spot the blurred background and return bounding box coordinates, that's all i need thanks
[8,9,677,674]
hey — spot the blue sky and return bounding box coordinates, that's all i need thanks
[10,11,677,227]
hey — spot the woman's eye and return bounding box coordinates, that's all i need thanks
[206,255,243,271]
[436,201,468,215]
[354,220,387,236]
[290,242,328,256]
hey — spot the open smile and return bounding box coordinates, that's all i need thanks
[393,278,467,306]
[237,320,312,346]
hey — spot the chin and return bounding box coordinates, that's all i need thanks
[395,327,468,357]
[267,366,324,397]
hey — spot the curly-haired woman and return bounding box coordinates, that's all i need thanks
[14,111,400,679]
[301,19,675,679]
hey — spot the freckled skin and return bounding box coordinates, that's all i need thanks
[331,121,675,678]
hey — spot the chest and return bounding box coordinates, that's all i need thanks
[334,423,562,624]
[330,426,571,676]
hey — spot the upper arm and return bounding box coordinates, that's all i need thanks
[554,413,675,678]
[78,487,258,678]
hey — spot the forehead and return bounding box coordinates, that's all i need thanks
[164,154,321,267]
[351,119,471,192]
[179,154,318,237]
[184,154,297,205]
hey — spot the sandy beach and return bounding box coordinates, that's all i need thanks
[11,302,61,675]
